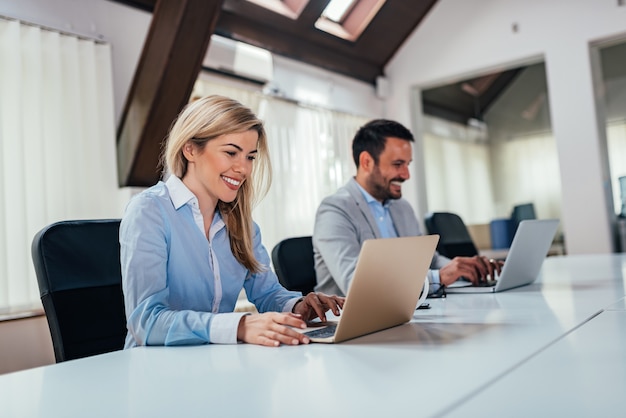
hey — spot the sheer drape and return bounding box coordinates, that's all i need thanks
[422,115,562,225]
[192,77,367,254]
[255,98,363,252]
[423,132,495,224]
[0,19,125,310]
[490,132,562,221]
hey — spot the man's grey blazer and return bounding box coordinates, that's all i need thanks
[313,178,449,296]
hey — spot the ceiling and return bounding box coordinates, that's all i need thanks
[107,0,518,187]
[111,0,439,84]
[109,0,442,187]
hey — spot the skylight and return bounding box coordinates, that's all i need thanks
[245,0,308,20]
[246,0,385,43]
[322,0,356,23]
[316,0,386,42]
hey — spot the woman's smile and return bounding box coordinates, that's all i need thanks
[221,175,242,190]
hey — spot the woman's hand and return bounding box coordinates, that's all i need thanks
[237,312,311,347]
[292,292,345,322]
[235,293,345,346]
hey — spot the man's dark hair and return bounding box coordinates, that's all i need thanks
[352,119,414,167]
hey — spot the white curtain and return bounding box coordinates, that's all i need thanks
[422,115,562,225]
[422,115,496,224]
[490,132,562,221]
[0,19,126,310]
[192,76,367,255]
[423,132,495,224]
[255,98,364,253]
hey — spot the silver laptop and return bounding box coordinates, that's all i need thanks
[302,235,439,343]
[446,219,559,294]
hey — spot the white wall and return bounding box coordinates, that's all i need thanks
[386,0,626,254]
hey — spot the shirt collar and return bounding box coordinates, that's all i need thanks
[165,175,225,235]
[165,175,196,210]
[356,181,391,208]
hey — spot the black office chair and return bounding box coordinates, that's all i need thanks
[271,236,316,295]
[424,212,479,259]
[31,219,127,362]
[510,202,537,234]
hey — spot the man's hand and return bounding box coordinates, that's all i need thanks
[439,256,504,286]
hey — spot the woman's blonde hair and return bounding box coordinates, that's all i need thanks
[162,95,272,273]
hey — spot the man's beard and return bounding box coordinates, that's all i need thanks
[367,166,403,201]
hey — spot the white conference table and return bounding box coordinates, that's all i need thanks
[1,254,625,418]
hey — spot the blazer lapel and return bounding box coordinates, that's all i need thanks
[346,179,382,239]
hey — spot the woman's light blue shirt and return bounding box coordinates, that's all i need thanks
[120,176,301,348]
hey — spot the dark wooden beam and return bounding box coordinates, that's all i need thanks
[108,0,439,85]
[116,0,223,187]
[218,0,383,82]
[216,10,381,83]
[356,0,438,65]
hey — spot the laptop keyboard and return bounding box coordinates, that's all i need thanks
[303,324,337,339]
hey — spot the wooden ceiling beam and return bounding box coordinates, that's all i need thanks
[356,0,438,64]
[216,10,381,83]
[116,0,223,187]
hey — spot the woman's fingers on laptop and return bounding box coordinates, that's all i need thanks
[312,293,345,318]
[318,293,345,312]
[237,312,310,346]
[294,293,320,321]
[293,292,345,322]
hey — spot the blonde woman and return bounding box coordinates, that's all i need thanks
[120,95,343,348]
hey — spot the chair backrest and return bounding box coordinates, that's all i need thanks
[510,202,536,234]
[31,219,127,362]
[424,212,479,259]
[271,236,316,295]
